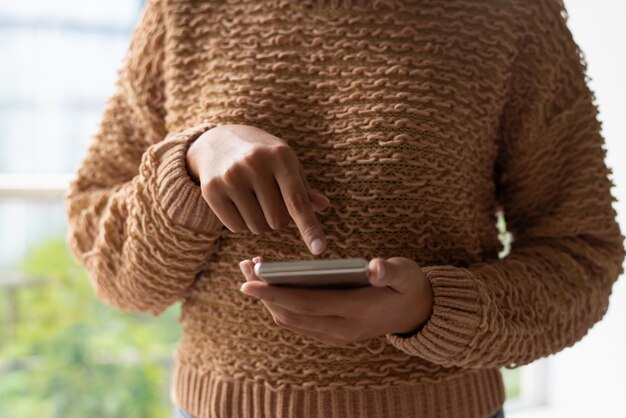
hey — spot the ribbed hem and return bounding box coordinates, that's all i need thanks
[170,361,505,418]
[385,265,485,367]
[150,122,222,232]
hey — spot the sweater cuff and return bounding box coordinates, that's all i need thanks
[150,122,223,233]
[385,265,485,366]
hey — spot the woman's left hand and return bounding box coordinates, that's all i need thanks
[238,256,433,347]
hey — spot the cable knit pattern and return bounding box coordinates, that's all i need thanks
[64,0,625,417]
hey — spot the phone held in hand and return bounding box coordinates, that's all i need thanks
[253,257,370,289]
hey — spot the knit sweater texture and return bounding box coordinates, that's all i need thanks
[64,0,626,417]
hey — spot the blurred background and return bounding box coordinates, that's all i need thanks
[0,1,623,417]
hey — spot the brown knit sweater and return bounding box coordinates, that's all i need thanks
[64,0,626,417]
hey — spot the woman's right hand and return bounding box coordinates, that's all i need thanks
[186,124,330,255]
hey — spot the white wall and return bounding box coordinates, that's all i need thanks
[509,1,626,417]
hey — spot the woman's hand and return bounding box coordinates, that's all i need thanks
[238,256,434,347]
[187,124,330,254]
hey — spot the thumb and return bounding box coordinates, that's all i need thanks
[368,257,411,292]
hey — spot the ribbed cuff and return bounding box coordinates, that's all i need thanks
[151,122,223,233]
[385,265,484,367]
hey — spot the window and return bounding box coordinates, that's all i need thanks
[0,3,183,417]
[0,2,572,417]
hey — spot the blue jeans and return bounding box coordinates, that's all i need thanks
[172,406,505,417]
[492,407,505,418]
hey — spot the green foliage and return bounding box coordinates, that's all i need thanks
[0,239,181,418]
[496,209,513,258]
[501,367,522,399]
[0,238,523,418]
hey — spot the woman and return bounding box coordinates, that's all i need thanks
[64,0,625,417]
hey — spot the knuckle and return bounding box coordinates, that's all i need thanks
[222,164,244,186]
[202,177,222,198]
[285,190,310,215]
[271,144,294,162]
[242,148,266,168]
[272,214,291,229]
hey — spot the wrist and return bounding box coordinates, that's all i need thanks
[397,268,434,337]
[185,153,200,186]
[185,134,204,186]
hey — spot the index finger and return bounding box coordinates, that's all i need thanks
[272,150,326,254]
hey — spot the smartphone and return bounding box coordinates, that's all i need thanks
[253,257,371,289]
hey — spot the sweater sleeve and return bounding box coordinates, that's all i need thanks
[64,0,223,316]
[385,0,626,368]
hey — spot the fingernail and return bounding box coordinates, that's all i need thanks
[377,262,385,281]
[240,263,252,279]
[310,238,325,254]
